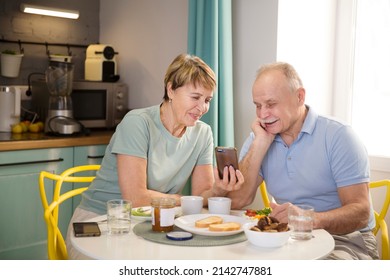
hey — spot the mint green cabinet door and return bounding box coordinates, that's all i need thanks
[73,145,106,166]
[0,148,73,260]
[72,145,106,211]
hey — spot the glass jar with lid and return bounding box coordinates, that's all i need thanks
[151,197,176,232]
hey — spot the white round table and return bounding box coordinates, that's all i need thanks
[70,214,335,260]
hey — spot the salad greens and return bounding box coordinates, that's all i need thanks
[256,207,272,216]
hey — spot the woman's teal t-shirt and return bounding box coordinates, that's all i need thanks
[79,105,214,214]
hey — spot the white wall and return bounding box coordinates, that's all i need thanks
[99,0,188,109]
[277,0,337,116]
[232,0,278,209]
[232,0,278,155]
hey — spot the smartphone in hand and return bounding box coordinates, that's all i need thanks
[215,146,239,179]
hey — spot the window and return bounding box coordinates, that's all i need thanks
[352,0,390,158]
[277,0,389,167]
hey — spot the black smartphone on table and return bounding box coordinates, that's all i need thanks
[215,146,239,179]
[73,222,101,237]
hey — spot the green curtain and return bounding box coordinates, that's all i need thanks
[183,0,234,195]
[187,0,235,147]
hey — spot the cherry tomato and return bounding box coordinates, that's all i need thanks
[245,209,257,217]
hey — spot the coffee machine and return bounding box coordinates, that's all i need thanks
[45,60,81,134]
[85,44,120,82]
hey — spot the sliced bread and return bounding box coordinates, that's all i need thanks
[195,216,223,228]
[208,222,241,232]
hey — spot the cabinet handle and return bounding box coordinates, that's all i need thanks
[87,155,104,159]
[0,158,64,167]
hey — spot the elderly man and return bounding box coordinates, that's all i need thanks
[229,62,379,260]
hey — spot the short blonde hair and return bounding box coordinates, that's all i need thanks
[163,54,216,101]
[256,62,303,92]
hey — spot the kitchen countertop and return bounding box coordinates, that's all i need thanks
[0,129,114,151]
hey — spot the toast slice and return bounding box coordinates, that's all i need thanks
[195,216,223,228]
[208,222,241,232]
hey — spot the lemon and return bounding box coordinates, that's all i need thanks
[20,122,28,132]
[29,123,40,133]
[36,121,44,131]
[11,124,23,134]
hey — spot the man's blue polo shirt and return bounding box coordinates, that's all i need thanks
[240,106,375,231]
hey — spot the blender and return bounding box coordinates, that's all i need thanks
[45,60,81,134]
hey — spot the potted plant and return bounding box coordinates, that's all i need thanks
[1,50,24,78]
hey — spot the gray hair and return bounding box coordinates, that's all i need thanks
[255,62,303,92]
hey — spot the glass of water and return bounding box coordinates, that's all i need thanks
[288,204,314,240]
[107,199,132,235]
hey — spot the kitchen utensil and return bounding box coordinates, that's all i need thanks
[174,214,246,237]
[243,222,291,248]
[45,60,81,134]
[1,53,24,78]
[208,197,231,215]
[0,86,21,132]
[181,196,203,215]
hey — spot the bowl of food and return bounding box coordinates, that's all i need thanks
[243,216,290,248]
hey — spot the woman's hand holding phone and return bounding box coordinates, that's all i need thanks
[214,147,244,193]
[215,147,239,179]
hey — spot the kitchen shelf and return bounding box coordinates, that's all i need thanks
[0,38,94,55]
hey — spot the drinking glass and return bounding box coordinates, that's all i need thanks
[288,204,314,240]
[107,199,132,234]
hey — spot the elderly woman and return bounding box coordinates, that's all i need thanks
[66,54,243,259]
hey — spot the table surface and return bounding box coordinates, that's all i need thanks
[70,211,335,260]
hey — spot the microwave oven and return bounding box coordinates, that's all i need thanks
[31,80,129,129]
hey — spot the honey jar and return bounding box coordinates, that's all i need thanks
[151,197,176,232]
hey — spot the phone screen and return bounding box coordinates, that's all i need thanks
[73,222,101,237]
[215,147,239,179]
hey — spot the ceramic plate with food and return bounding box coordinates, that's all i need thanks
[174,214,247,236]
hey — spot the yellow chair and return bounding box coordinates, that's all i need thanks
[259,181,270,208]
[369,180,390,260]
[39,165,100,260]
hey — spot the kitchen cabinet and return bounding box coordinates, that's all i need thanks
[0,147,73,260]
[73,145,106,166]
[71,145,106,211]
[0,144,106,260]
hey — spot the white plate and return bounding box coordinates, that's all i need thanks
[131,206,182,221]
[131,206,152,221]
[174,214,247,236]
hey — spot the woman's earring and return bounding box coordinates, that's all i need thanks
[169,98,172,103]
